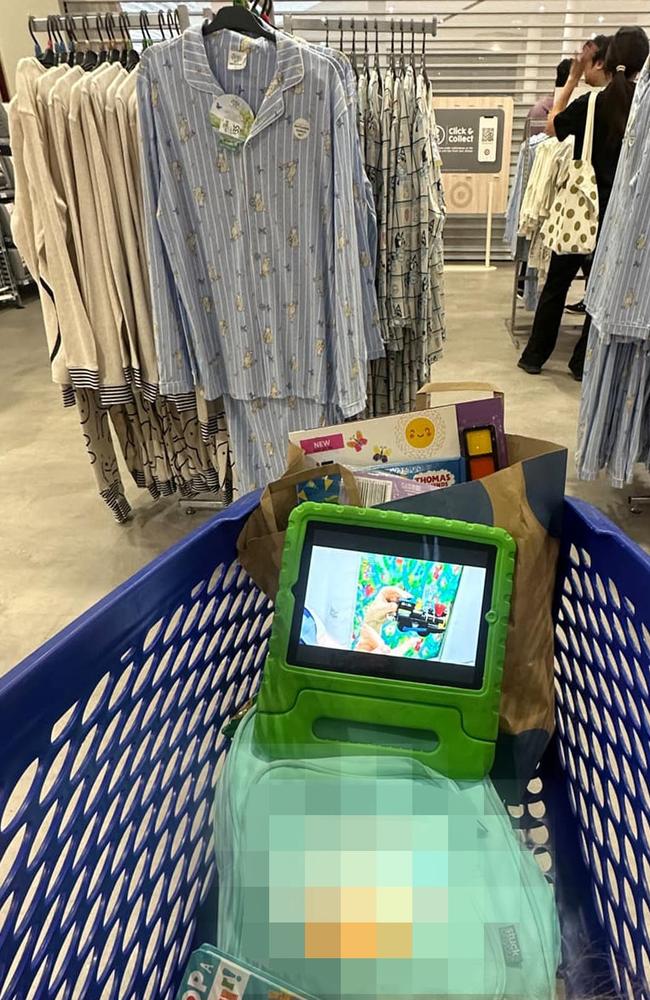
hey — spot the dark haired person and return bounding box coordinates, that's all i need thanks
[517,31,650,380]
[527,57,573,135]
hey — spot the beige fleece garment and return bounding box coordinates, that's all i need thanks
[115,72,148,272]
[10,60,98,384]
[8,95,66,382]
[85,64,142,380]
[68,66,130,387]
[35,65,69,215]
[105,68,160,390]
[48,66,87,299]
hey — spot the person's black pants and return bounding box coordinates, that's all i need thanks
[520,250,591,376]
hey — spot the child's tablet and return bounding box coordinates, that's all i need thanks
[254,503,516,778]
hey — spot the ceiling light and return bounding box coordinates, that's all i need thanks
[388,4,394,11]
[597,15,605,23]
[539,4,546,10]
[490,43,502,52]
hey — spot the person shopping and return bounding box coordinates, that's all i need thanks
[518,27,649,380]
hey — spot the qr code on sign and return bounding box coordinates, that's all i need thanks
[483,128,495,143]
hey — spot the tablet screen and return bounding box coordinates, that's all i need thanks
[287,522,496,689]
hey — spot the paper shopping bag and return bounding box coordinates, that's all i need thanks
[382,433,567,799]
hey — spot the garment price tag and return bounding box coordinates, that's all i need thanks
[209,94,254,149]
[227,48,248,70]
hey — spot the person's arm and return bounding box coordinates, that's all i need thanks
[546,45,593,136]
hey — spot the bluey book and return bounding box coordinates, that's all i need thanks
[176,944,319,1000]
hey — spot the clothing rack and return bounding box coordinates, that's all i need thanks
[17,5,234,520]
[0,136,29,307]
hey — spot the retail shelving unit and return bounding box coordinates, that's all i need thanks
[0,138,30,307]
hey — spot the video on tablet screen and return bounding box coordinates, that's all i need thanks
[300,547,487,667]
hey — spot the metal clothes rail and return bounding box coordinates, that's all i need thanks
[282,14,438,41]
[28,6,191,36]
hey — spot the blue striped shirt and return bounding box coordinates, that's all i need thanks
[585,61,650,342]
[138,27,380,417]
[578,58,650,485]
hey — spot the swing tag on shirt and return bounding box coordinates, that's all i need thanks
[228,47,248,70]
[209,94,254,149]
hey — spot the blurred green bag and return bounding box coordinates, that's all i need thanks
[213,710,560,1000]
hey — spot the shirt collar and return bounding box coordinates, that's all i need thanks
[182,25,304,97]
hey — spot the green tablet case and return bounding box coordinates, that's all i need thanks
[254,503,516,779]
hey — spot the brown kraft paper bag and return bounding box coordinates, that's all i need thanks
[382,433,567,799]
[237,448,362,600]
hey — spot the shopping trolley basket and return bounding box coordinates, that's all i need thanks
[0,494,648,1000]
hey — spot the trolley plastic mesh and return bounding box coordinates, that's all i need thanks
[0,494,648,999]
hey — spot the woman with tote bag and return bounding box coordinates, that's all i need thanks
[518,27,649,380]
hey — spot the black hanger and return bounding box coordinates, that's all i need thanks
[140,12,152,50]
[350,18,359,79]
[57,16,69,64]
[362,18,369,76]
[96,14,108,64]
[40,17,55,67]
[324,17,329,48]
[203,2,276,43]
[64,15,77,66]
[122,14,139,69]
[28,16,44,62]
[421,20,429,86]
[104,13,120,63]
[74,15,86,65]
[50,16,66,65]
[80,15,96,70]
[118,13,130,66]
[158,11,167,41]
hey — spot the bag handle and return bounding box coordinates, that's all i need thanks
[582,89,598,165]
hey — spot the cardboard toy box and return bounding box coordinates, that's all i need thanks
[416,381,508,471]
[288,406,461,467]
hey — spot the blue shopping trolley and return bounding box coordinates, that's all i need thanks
[0,493,648,1000]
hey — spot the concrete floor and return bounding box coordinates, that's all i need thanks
[1,267,649,674]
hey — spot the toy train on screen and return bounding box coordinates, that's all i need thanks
[392,600,449,637]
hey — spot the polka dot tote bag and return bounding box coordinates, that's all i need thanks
[543,90,599,255]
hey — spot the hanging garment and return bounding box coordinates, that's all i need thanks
[577,58,650,486]
[137,27,380,487]
[518,136,574,287]
[68,65,135,399]
[10,59,98,387]
[224,395,337,493]
[73,388,132,522]
[504,134,549,310]
[104,70,160,396]
[305,40,382,358]
[362,56,446,417]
